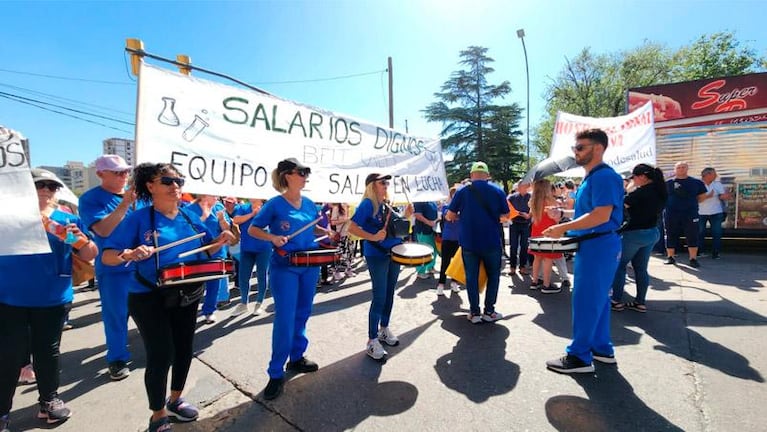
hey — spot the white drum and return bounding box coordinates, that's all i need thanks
[390,242,434,266]
[528,236,579,253]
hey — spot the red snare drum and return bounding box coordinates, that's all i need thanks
[159,259,234,286]
[289,249,341,267]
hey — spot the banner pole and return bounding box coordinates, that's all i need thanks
[126,38,144,166]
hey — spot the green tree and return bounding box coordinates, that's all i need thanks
[674,32,765,81]
[423,46,525,189]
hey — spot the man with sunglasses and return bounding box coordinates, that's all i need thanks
[542,129,624,374]
[78,155,138,381]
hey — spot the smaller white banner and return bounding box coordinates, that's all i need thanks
[0,126,51,256]
[549,101,656,177]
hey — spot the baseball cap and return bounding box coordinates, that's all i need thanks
[31,168,65,187]
[223,196,237,204]
[365,173,392,185]
[95,155,131,172]
[630,164,654,178]
[470,161,489,174]
[277,158,311,174]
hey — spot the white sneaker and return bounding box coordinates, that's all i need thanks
[450,281,461,292]
[367,339,387,360]
[231,303,249,316]
[416,273,430,279]
[467,313,482,324]
[436,284,445,296]
[377,327,400,346]
[345,269,355,278]
[204,313,217,324]
[333,271,343,281]
[482,311,503,322]
[252,302,263,316]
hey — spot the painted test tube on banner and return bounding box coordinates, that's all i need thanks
[182,115,209,142]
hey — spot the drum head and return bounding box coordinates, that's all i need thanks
[391,242,434,256]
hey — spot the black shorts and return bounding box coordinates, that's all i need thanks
[664,212,699,249]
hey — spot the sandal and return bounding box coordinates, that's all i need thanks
[625,301,647,313]
[610,300,625,312]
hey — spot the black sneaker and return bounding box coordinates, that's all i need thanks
[546,354,595,374]
[561,280,571,289]
[591,350,617,364]
[286,357,319,374]
[38,398,71,424]
[108,361,130,381]
[689,258,700,268]
[166,397,198,422]
[530,279,543,290]
[263,377,285,400]
[541,284,562,294]
[664,256,676,265]
[148,416,172,432]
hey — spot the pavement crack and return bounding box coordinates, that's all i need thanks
[680,287,712,432]
[193,353,303,431]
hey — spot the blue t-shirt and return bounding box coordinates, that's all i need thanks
[448,180,508,253]
[78,186,142,275]
[413,202,438,235]
[507,192,531,224]
[251,195,320,266]
[237,203,271,253]
[185,201,229,259]
[350,198,403,258]
[570,164,624,236]
[0,209,86,307]
[104,206,215,293]
[440,206,460,242]
[666,177,706,217]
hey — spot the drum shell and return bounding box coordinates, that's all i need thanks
[528,237,578,253]
[390,243,434,266]
[159,259,234,286]
[289,249,341,267]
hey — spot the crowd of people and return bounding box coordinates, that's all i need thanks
[0,128,732,431]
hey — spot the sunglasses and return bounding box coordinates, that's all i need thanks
[377,180,390,186]
[35,181,61,192]
[108,170,130,176]
[290,168,311,177]
[571,143,595,152]
[158,176,185,187]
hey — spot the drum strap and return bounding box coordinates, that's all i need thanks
[468,185,503,236]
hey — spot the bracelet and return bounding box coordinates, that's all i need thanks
[74,240,92,252]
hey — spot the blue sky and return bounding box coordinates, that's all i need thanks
[1,0,765,168]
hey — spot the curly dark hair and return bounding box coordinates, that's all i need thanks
[132,162,183,201]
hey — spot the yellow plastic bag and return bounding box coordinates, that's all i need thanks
[446,247,487,293]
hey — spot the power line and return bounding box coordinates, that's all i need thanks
[0,82,134,117]
[0,91,134,126]
[253,69,386,85]
[0,67,133,86]
[0,94,134,134]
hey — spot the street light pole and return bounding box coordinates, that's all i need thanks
[516,28,530,171]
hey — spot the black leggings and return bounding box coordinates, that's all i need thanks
[128,291,198,411]
[0,302,70,415]
[438,240,460,284]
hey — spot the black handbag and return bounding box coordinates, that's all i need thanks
[384,204,411,239]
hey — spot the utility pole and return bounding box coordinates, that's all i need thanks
[517,29,531,171]
[388,57,394,129]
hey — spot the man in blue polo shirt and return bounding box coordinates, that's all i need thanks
[446,161,509,324]
[664,161,707,268]
[543,129,624,374]
[78,155,137,381]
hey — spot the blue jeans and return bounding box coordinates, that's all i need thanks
[699,213,724,254]
[508,223,531,268]
[462,248,502,315]
[201,278,228,315]
[238,249,271,304]
[365,255,401,339]
[611,228,659,304]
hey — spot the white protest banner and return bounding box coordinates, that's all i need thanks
[136,64,448,203]
[0,126,51,256]
[549,101,656,177]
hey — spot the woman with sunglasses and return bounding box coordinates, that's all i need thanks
[102,163,234,432]
[248,158,332,401]
[1,169,97,430]
[348,173,406,361]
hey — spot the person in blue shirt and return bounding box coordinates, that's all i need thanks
[413,201,439,279]
[78,154,137,381]
[348,173,411,361]
[0,169,98,429]
[101,163,234,432]
[231,199,272,317]
[436,186,462,296]
[663,161,707,268]
[543,129,624,374]
[446,162,510,324]
[185,194,234,323]
[248,158,332,401]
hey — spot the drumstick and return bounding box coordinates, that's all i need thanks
[123,232,206,267]
[313,235,329,243]
[286,216,323,240]
[177,243,217,259]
